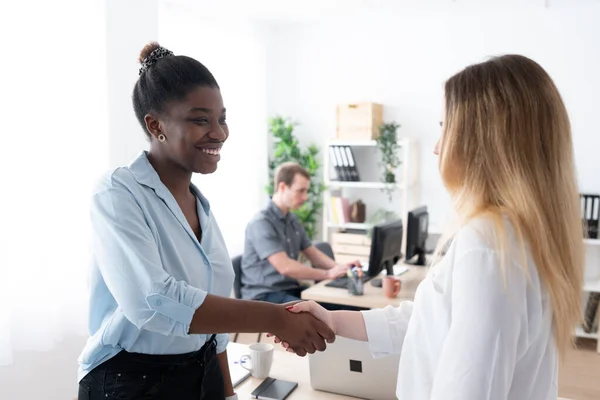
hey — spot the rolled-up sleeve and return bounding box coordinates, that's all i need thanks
[361,301,413,358]
[215,333,230,354]
[92,186,208,337]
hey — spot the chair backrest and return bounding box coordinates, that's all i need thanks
[232,255,243,299]
[313,241,335,261]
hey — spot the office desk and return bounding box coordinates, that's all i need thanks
[228,342,574,400]
[229,342,355,399]
[301,266,428,309]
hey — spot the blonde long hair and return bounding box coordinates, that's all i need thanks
[438,54,584,357]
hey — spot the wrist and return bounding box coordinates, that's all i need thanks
[330,311,339,335]
[273,304,289,334]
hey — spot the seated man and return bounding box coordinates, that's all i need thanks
[241,162,356,307]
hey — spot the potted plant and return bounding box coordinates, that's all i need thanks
[265,116,325,240]
[375,122,401,199]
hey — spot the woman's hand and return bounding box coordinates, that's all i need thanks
[268,301,334,352]
[269,302,335,356]
[287,301,334,331]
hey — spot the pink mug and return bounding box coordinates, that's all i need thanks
[383,276,401,298]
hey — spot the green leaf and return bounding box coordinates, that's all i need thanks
[376,121,402,199]
[266,115,324,240]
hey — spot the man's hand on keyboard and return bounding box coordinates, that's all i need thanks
[344,260,363,270]
[326,264,349,279]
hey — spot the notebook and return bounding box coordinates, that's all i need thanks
[227,344,251,388]
[251,377,298,400]
[229,360,251,388]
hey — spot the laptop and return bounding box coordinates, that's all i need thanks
[309,336,400,400]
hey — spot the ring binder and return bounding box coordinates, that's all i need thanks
[581,193,600,239]
[329,146,342,181]
[333,146,351,181]
[343,146,360,181]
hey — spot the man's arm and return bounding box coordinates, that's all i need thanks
[247,219,342,280]
[302,245,337,269]
[267,251,330,280]
[296,223,352,276]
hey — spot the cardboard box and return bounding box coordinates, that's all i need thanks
[336,102,383,141]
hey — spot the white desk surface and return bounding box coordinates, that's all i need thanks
[228,342,574,400]
[228,342,357,399]
[301,266,428,309]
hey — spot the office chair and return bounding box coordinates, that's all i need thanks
[311,241,334,284]
[313,241,335,260]
[231,254,261,343]
[232,255,243,300]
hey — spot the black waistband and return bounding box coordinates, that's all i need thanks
[112,334,218,366]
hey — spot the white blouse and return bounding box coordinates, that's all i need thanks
[362,217,558,400]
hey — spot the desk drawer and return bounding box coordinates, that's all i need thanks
[331,232,372,247]
[332,244,371,257]
[334,253,367,265]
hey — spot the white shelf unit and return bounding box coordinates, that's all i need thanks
[326,222,373,230]
[575,238,600,352]
[321,137,419,248]
[584,280,600,293]
[575,326,599,340]
[326,181,407,190]
[584,238,600,246]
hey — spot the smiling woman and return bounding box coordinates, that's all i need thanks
[132,42,228,176]
[77,41,335,400]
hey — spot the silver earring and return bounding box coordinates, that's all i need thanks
[158,134,166,142]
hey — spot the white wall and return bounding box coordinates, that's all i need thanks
[159,3,270,256]
[1,1,110,399]
[106,0,159,168]
[0,337,87,400]
[0,2,158,399]
[265,4,600,227]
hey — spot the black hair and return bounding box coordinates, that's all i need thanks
[132,42,219,138]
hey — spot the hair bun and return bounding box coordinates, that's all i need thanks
[138,41,161,64]
[137,41,174,76]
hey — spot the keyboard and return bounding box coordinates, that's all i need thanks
[325,275,372,288]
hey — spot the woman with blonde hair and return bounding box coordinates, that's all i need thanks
[272,54,585,399]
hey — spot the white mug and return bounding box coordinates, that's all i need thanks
[240,343,274,379]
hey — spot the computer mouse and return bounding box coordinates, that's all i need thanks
[370,278,383,288]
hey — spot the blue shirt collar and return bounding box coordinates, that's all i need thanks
[268,198,290,221]
[128,151,211,215]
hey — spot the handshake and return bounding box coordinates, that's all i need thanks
[267,301,333,356]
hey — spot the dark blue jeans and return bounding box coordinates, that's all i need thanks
[78,335,224,400]
[255,289,365,311]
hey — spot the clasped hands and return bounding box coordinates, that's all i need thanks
[268,301,332,356]
[268,261,360,355]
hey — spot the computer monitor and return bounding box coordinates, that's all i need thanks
[367,219,403,278]
[405,206,429,266]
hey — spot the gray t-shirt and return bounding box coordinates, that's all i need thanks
[240,200,312,300]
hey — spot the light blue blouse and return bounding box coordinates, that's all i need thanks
[78,151,234,381]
